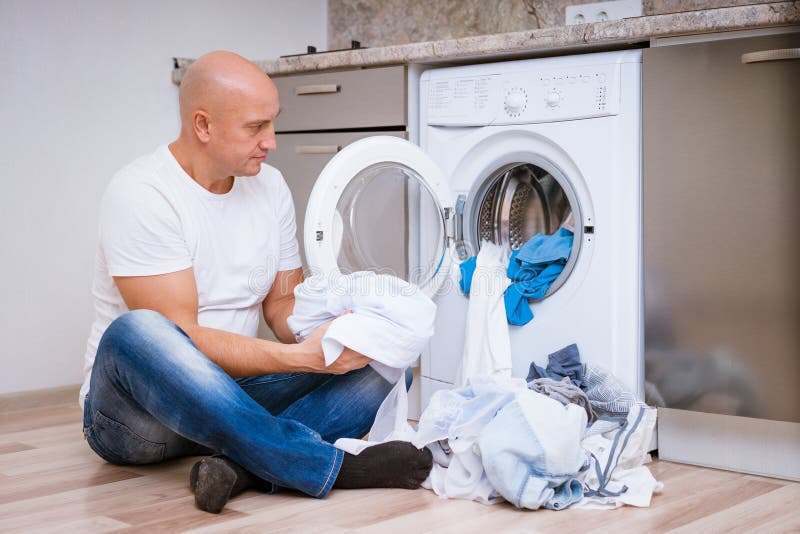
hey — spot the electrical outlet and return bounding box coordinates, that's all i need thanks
[565,0,642,25]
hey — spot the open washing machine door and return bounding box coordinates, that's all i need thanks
[303,135,455,298]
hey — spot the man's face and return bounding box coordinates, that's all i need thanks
[207,82,280,177]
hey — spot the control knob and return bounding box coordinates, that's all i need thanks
[504,88,527,116]
[545,90,562,108]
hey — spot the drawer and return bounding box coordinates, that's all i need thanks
[273,66,407,132]
[268,131,407,268]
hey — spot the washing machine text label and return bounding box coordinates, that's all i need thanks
[427,75,499,125]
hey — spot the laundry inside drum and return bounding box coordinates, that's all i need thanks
[474,162,579,298]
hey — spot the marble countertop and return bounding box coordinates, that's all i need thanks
[173,1,798,82]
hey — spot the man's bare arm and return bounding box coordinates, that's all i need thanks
[113,268,368,376]
[262,267,303,344]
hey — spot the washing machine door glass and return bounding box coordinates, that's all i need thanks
[303,136,454,297]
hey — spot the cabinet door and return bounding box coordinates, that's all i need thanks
[643,33,800,424]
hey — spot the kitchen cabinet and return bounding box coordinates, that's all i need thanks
[643,32,800,480]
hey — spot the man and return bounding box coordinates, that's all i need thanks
[80,51,432,514]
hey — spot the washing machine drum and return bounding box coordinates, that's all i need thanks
[467,162,582,298]
[474,163,576,251]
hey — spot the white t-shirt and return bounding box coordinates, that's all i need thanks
[79,145,302,408]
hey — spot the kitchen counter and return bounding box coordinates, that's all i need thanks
[172,1,798,82]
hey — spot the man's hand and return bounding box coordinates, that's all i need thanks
[295,320,372,374]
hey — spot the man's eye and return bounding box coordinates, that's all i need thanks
[248,121,271,134]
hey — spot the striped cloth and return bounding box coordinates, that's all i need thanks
[583,363,644,418]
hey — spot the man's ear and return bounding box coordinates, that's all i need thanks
[193,110,211,143]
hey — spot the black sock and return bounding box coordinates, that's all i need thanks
[190,455,263,514]
[334,441,433,490]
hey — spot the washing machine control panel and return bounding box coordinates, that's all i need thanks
[426,62,621,126]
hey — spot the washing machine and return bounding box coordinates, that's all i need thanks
[302,50,643,408]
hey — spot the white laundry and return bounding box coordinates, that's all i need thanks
[455,241,512,386]
[574,405,663,509]
[287,271,436,382]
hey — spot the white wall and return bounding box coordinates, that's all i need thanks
[0,0,328,395]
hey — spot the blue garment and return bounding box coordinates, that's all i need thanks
[459,229,573,326]
[549,479,585,510]
[527,343,585,389]
[505,228,574,326]
[516,227,575,266]
[82,309,394,498]
[458,255,477,294]
[504,259,564,325]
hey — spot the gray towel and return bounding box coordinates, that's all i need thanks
[528,377,596,422]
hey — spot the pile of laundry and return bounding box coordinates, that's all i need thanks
[336,347,660,510]
[289,250,661,511]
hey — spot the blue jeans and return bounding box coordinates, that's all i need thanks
[82,309,396,498]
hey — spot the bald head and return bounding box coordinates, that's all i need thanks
[179,51,277,126]
[171,51,280,183]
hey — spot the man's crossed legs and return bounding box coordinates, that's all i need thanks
[82,310,431,512]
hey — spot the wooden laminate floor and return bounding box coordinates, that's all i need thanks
[0,405,798,533]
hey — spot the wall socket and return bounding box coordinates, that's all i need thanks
[565,0,643,25]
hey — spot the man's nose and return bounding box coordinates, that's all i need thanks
[259,131,276,151]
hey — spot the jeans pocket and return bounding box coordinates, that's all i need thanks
[89,410,166,465]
